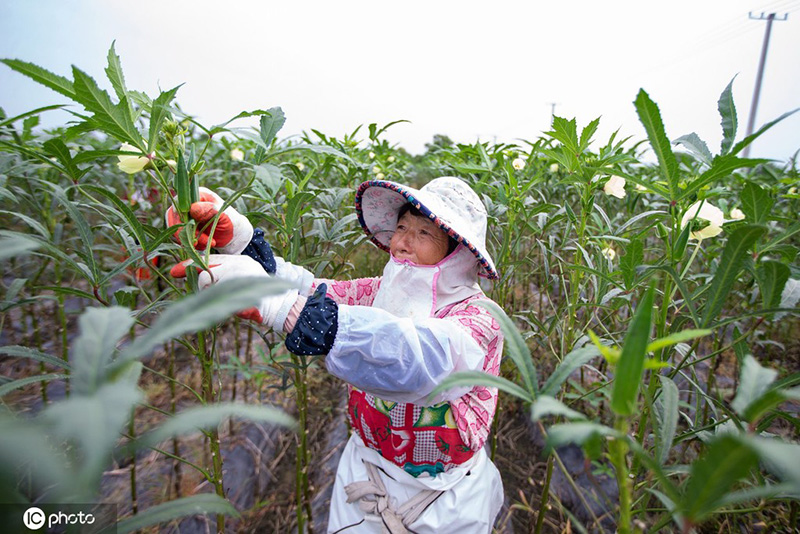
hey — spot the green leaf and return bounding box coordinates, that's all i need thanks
[761,221,800,255]
[540,345,600,397]
[430,370,533,403]
[680,155,766,201]
[117,494,240,534]
[259,107,286,147]
[731,355,777,418]
[43,138,86,181]
[634,89,678,200]
[681,435,759,522]
[0,345,71,370]
[611,284,655,415]
[0,104,65,129]
[674,133,712,166]
[71,66,140,146]
[117,277,294,365]
[71,307,134,396]
[531,395,586,421]
[473,300,538,398]
[718,77,738,155]
[743,435,800,487]
[620,238,643,290]
[755,260,790,310]
[730,108,800,156]
[0,416,72,496]
[578,117,600,151]
[0,374,68,397]
[81,184,148,247]
[740,182,773,224]
[546,116,579,154]
[0,59,76,99]
[174,150,190,214]
[646,329,711,353]
[0,235,39,261]
[148,85,181,152]
[701,224,767,327]
[654,375,679,465]
[43,374,143,489]
[136,403,294,450]
[546,422,619,450]
[105,41,131,115]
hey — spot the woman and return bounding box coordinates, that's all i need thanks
[169,176,505,533]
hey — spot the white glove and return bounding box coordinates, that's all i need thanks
[170,254,298,330]
[166,187,254,254]
[275,257,314,295]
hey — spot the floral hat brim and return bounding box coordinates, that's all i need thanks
[354,178,499,279]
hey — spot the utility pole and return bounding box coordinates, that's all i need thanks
[743,11,788,158]
[548,102,559,119]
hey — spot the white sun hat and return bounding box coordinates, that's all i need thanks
[354,176,499,279]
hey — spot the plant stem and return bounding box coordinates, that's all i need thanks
[610,417,632,534]
[535,454,554,534]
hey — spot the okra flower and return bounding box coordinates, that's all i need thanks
[549,163,559,173]
[603,176,626,199]
[512,158,525,170]
[601,247,616,261]
[369,151,376,160]
[372,166,381,174]
[387,156,395,163]
[376,173,385,180]
[296,162,305,171]
[230,148,244,161]
[729,208,745,221]
[117,143,151,174]
[681,200,724,241]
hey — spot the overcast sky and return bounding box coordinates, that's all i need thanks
[1,1,798,163]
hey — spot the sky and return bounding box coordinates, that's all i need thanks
[1,1,798,163]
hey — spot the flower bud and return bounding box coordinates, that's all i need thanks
[387,156,395,163]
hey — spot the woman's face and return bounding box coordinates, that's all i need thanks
[389,212,450,265]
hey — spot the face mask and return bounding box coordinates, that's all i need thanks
[371,246,483,318]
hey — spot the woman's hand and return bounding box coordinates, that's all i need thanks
[165,187,254,254]
[170,254,299,331]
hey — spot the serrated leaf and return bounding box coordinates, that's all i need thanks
[620,238,643,290]
[82,184,148,247]
[701,224,767,327]
[755,260,790,310]
[674,133,712,166]
[148,84,181,152]
[718,77,738,155]
[681,435,758,522]
[740,182,773,224]
[635,89,678,200]
[43,138,85,180]
[105,41,131,115]
[259,107,286,147]
[1,59,76,99]
[71,66,140,146]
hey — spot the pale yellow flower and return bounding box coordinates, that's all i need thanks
[230,148,244,161]
[117,143,150,174]
[635,183,647,192]
[681,200,724,241]
[789,187,797,195]
[729,208,745,221]
[296,162,305,171]
[369,151,376,160]
[387,156,395,163]
[372,166,381,174]
[512,158,525,170]
[166,160,177,173]
[376,173,385,180]
[603,176,626,199]
[601,247,616,261]
[549,163,559,173]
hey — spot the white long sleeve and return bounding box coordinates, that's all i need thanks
[324,304,485,405]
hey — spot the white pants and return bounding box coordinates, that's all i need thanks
[327,434,503,533]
